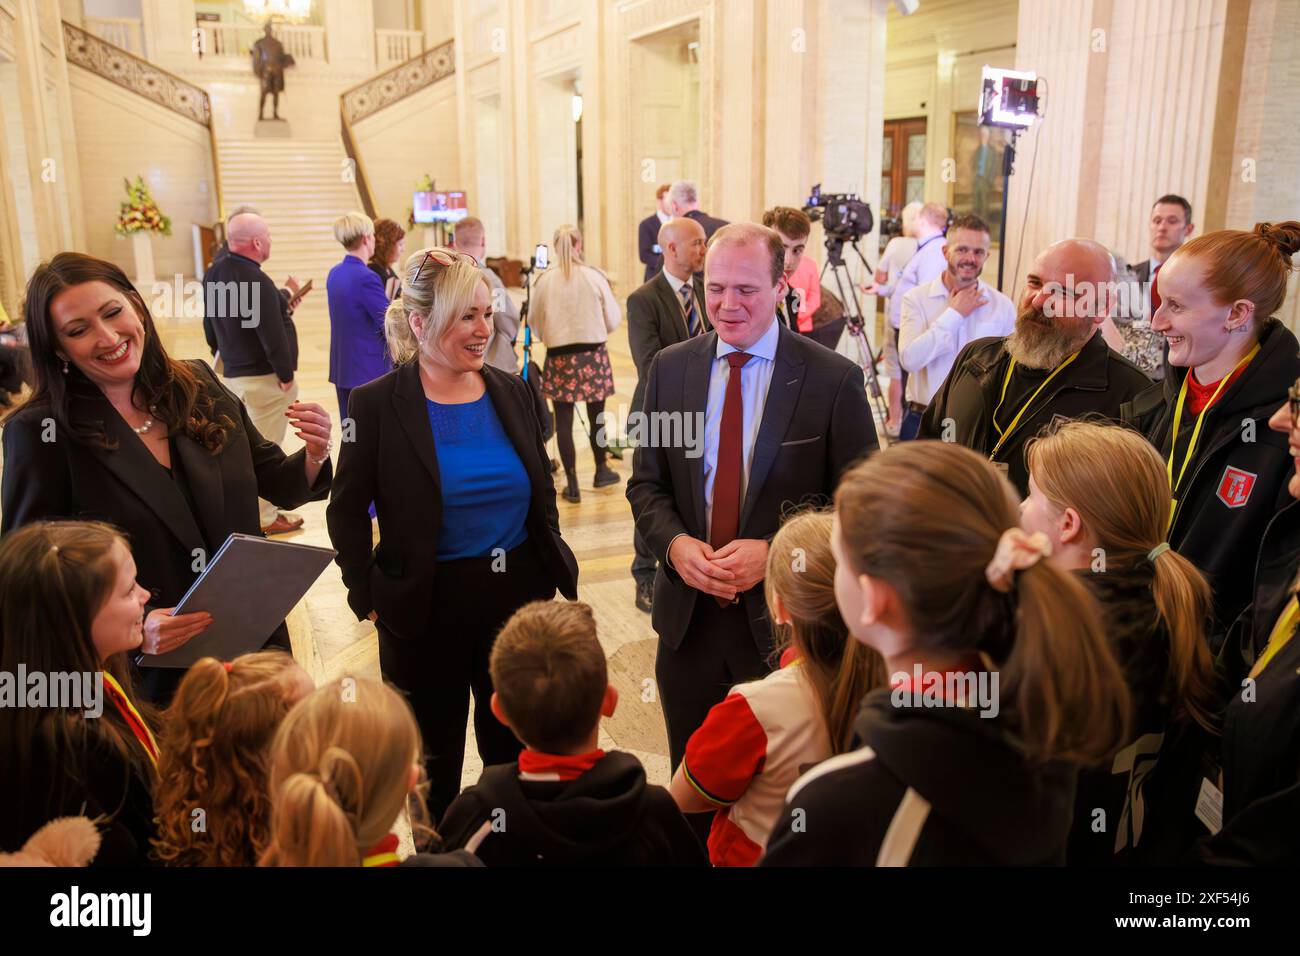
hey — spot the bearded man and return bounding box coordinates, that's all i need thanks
[919,238,1151,495]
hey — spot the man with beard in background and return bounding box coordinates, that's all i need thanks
[919,238,1151,495]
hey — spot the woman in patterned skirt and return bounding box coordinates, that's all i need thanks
[531,224,622,502]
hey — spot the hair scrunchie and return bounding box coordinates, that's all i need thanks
[985,528,1051,593]
[1147,542,1170,562]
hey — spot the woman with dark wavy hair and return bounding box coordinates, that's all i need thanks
[1,252,333,702]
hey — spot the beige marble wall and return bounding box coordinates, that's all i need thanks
[1225,0,1300,330]
[350,75,460,227]
[68,65,216,280]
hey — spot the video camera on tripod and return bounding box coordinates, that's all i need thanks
[803,184,875,247]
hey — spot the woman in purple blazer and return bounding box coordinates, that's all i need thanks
[327,213,393,420]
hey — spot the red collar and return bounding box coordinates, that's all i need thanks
[517,748,605,781]
[1186,364,1246,415]
[362,832,400,867]
[778,647,803,669]
[890,657,986,701]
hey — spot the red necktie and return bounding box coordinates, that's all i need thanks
[1150,263,1162,317]
[709,351,751,607]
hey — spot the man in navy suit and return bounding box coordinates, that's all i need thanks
[637,183,672,283]
[627,223,877,772]
[326,213,391,422]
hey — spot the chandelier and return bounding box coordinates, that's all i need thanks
[242,0,313,22]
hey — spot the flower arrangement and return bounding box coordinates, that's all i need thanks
[406,173,435,229]
[114,176,172,237]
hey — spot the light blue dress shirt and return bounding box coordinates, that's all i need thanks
[701,317,780,535]
[888,233,949,330]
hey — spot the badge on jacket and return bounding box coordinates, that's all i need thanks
[1217,465,1257,509]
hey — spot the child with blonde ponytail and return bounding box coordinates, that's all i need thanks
[1023,420,1222,863]
[763,441,1131,866]
[261,677,479,867]
[152,651,313,866]
[669,510,885,866]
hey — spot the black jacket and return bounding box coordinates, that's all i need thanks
[637,213,663,284]
[684,209,728,241]
[0,720,156,865]
[1,360,330,662]
[626,271,709,415]
[437,751,707,866]
[202,251,298,381]
[1133,321,1300,636]
[761,686,1077,865]
[1200,498,1300,865]
[626,325,877,654]
[919,330,1151,496]
[1068,566,1218,865]
[326,361,578,640]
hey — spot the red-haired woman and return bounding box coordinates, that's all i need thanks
[1136,221,1300,640]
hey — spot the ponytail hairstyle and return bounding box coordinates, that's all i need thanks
[260,677,430,867]
[0,521,158,839]
[552,224,584,280]
[1025,421,1220,733]
[764,510,887,753]
[383,246,487,366]
[152,651,310,866]
[1169,220,1300,332]
[833,442,1131,765]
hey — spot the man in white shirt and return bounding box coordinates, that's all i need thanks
[897,214,1014,440]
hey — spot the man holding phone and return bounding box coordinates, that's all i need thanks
[202,211,312,534]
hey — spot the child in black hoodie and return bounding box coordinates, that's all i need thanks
[438,600,707,866]
[763,442,1133,866]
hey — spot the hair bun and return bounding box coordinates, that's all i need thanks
[1255,221,1300,260]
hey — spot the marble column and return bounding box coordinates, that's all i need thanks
[1005,0,1249,296]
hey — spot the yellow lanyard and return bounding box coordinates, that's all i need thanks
[101,671,159,769]
[1165,344,1259,527]
[989,350,1082,459]
[1250,594,1299,680]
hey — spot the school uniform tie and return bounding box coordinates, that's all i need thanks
[709,351,751,607]
[679,283,699,336]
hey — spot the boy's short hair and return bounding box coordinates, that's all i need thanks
[762,206,812,240]
[490,601,607,753]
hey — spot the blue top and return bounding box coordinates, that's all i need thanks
[427,392,530,560]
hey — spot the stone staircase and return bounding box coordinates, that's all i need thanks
[215,138,362,322]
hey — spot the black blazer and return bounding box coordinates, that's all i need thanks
[626,324,878,652]
[637,214,663,283]
[1,360,331,613]
[326,361,578,641]
[627,271,710,415]
[202,251,297,381]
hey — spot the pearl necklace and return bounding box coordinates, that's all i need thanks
[133,407,158,436]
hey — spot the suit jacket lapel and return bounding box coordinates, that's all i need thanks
[392,360,441,491]
[174,433,226,548]
[483,368,543,497]
[79,393,206,554]
[693,275,712,332]
[655,273,688,343]
[740,326,806,532]
[683,334,714,535]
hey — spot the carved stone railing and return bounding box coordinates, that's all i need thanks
[61,21,224,219]
[341,39,454,125]
[340,40,455,220]
[62,20,210,126]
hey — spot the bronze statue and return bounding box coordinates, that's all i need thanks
[251,23,291,121]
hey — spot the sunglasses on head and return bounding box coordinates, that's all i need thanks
[411,248,477,286]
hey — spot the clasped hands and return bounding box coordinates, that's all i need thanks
[668,536,769,603]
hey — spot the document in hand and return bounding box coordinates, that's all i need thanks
[139,533,336,669]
